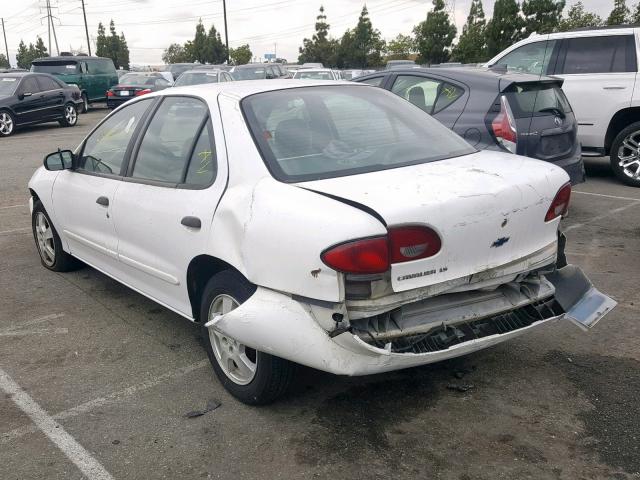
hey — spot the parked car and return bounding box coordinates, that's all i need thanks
[301,62,324,68]
[342,69,365,80]
[292,68,341,80]
[232,64,278,80]
[386,59,417,69]
[116,69,129,79]
[173,69,234,87]
[167,63,197,80]
[355,67,585,184]
[0,72,81,137]
[29,80,614,404]
[198,64,233,72]
[486,25,640,186]
[31,55,118,113]
[106,72,172,109]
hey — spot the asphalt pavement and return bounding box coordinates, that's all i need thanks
[1,109,639,480]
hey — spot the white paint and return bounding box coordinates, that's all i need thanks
[0,328,68,337]
[0,227,31,235]
[0,313,65,333]
[1,359,208,444]
[564,201,639,232]
[573,190,640,202]
[0,368,114,480]
[0,204,28,210]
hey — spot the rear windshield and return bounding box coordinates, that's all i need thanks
[234,67,265,80]
[295,71,334,80]
[32,61,79,75]
[174,72,218,86]
[0,76,18,95]
[119,73,155,85]
[504,82,572,118]
[242,85,476,182]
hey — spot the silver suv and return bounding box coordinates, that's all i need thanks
[486,25,640,187]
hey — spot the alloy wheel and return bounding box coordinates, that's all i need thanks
[207,294,257,385]
[34,212,55,266]
[0,112,13,135]
[65,105,77,125]
[617,131,640,180]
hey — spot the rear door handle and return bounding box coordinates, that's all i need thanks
[96,196,109,206]
[181,216,201,229]
[603,85,626,90]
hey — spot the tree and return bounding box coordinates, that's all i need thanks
[16,37,48,69]
[16,41,29,69]
[162,43,191,64]
[204,25,227,64]
[191,20,208,63]
[557,2,603,30]
[0,54,9,69]
[118,33,130,70]
[451,0,486,63]
[34,37,48,58]
[632,1,640,22]
[486,0,525,57]
[414,0,457,64]
[338,6,385,68]
[230,44,252,65]
[607,0,630,24]
[96,22,108,58]
[298,6,339,66]
[522,0,565,34]
[95,21,129,69]
[386,34,415,60]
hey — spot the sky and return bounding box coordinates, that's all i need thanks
[0,0,616,66]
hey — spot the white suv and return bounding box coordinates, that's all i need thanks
[486,25,640,187]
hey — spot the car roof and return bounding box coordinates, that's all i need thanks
[235,64,268,69]
[295,68,333,72]
[0,71,31,78]
[362,66,557,84]
[32,56,107,62]
[181,69,223,74]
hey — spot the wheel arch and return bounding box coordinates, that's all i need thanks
[605,107,640,154]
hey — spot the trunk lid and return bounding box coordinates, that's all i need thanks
[300,150,569,293]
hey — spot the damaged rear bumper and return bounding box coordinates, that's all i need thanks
[207,265,615,376]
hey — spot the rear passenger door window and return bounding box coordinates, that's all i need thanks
[493,40,557,75]
[18,77,41,95]
[358,76,385,87]
[558,35,636,74]
[36,75,61,91]
[391,75,463,115]
[131,96,215,186]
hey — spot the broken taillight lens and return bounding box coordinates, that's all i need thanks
[545,183,571,222]
[491,95,518,154]
[321,226,441,275]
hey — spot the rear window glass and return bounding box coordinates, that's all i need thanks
[32,62,79,75]
[174,72,219,86]
[295,71,334,80]
[561,35,635,74]
[119,73,156,85]
[503,83,572,119]
[242,85,475,182]
[234,68,266,80]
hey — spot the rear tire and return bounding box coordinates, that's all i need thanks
[58,103,78,127]
[200,270,295,405]
[80,93,89,113]
[610,121,640,187]
[32,200,82,272]
[0,109,16,137]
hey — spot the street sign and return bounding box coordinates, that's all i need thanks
[264,53,275,60]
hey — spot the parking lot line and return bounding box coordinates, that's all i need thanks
[0,227,31,236]
[1,359,209,445]
[0,204,28,210]
[0,368,114,480]
[564,200,640,232]
[0,313,65,333]
[573,190,640,202]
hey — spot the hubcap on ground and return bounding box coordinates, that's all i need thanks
[0,112,13,135]
[34,212,55,266]
[617,131,640,180]
[207,294,257,385]
[65,105,77,124]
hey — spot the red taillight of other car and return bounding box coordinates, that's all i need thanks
[321,226,441,275]
[106,90,114,97]
[491,95,518,154]
[135,88,152,96]
[545,183,571,222]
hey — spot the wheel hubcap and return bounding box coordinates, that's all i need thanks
[617,131,640,180]
[0,112,13,135]
[34,212,55,266]
[207,294,257,385]
[65,106,77,124]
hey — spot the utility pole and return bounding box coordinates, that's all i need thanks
[47,1,51,55]
[222,0,229,63]
[46,0,59,55]
[81,0,91,55]
[1,18,9,67]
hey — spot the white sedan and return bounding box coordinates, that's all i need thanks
[29,80,615,404]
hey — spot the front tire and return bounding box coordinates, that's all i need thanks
[610,122,640,187]
[0,109,15,137]
[200,270,295,405]
[32,200,82,272]
[58,103,78,127]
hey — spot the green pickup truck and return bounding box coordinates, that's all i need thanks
[31,56,118,113]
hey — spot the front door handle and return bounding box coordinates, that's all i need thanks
[96,196,109,207]
[181,216,201,229]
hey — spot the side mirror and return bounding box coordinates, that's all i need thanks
[44,150,74,171]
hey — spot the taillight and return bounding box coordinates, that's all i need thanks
[106,90,114,97]
[545,183,571,222]
[135,88,152,96]
[491,95,517,153]
[321,236,389,274]
[321,226,441,275]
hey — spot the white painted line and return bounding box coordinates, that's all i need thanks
[0,204,28,210]
[1,359,209,444]
[0,367,114,480]
[0,313,65,333]
[573,190,640,202]
[564,201,638,232]
[0,227,31,235]
[0,328,68,337]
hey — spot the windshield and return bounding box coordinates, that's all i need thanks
[295,71,333,80]
[234,67,265,80]
[32,62,79,75]
[119,73,155,85]
[0,77,18,95]
[242,85,476,182]
[174,72,219,86]
[504,82,572,118]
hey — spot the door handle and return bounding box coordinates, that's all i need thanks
[603,85,626,90]
[96,196,109,206]
[181,216,201,229]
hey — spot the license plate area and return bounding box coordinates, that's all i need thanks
[118,91,130,96]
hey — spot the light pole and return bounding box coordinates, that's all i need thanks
[81,0,91,55]
[222,0,229,63]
